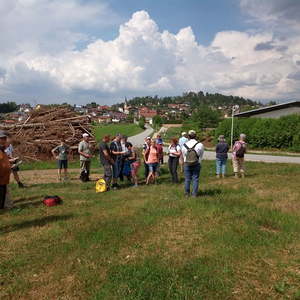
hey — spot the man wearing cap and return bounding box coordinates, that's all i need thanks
[179,132,188,172]
[78,133,92,181]
[0,131,11,209]
[181,130,204,197]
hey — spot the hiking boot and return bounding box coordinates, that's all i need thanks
[241,173,245,178]
[234,173,239,178]
[222,174,225,178]
[216,174,220,179]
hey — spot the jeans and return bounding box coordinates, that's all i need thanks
[112,158,122,179]
[184,163,201,196]
[216,158,227,175]
[168,156,179,183]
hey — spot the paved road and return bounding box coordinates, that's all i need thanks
[128,126,154,147]
[162,147,300,164]
[203,151,300,164]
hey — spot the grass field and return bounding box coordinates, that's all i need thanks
[93,123,143,141]
[1,161,300,299]
[162,126,183,142]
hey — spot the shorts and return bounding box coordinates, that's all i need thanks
[58,160,68,169]
[148,162,158,173]
[131,161,140,176]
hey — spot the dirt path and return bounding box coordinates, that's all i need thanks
[15,169,102,185]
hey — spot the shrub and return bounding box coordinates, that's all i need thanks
[215,114,300,151]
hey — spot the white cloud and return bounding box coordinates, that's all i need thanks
[1,6,300,103]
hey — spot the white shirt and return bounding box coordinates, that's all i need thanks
[168,144,181,157]
[181,139,204,163]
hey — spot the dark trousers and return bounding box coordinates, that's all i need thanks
[168,156,179,183]
[103,163,112,187]
[119,158,124,181]
[144,161,149,179]
[0,185,7,209]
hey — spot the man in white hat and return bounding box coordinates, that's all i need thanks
[181,130,204,197]
[78,133,92,181]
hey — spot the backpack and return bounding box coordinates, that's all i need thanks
[235,142,246,158]
[183,142,199,166]
[96,178,107,193]
[43,195,62,207]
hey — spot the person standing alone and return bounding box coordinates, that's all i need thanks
[181,130,204,197]
[52,139,69,182]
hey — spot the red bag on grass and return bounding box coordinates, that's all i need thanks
[43,196,62,207]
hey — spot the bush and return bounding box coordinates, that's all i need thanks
[215,114,300,151]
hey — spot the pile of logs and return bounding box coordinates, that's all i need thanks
[0,106,95,161]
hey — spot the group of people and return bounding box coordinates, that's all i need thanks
[0,127,248,209]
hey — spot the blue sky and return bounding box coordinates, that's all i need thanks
[100,0,246,45]
[0,0,300,104]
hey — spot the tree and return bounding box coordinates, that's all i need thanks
[0,102,18,113]
[190,106,221,129]
[138,117,145,129]
[152,115,163,129]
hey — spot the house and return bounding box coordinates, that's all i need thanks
[138,107,157,120]
[234,101,300,118]
[98,115,112,124]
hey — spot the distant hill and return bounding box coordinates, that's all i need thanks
[122,91,260,109]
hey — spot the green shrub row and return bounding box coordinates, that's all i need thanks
[215,114,300,151]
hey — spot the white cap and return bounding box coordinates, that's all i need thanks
[188,130,196,135]
[182,132,187,136]
[82,133,89,138]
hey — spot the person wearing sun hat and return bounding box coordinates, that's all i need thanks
[181,130,204,197]
[0,130,11,209]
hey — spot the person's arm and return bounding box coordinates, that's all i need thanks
[78,143,91,158]
[174,145,181,156]
[51,146,58,159]
[103,148,114,164]
[197,143,204,161]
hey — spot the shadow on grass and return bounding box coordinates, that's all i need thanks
[0,214,74,234]
[198,188,222,197]
[13,195,42,204]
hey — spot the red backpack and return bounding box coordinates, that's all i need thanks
[43,196,62,207]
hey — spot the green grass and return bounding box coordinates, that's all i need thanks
[93,123,143,141]
[1,161,300,299]
[162,126,183,142]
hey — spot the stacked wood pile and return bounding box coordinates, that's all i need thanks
[0,106,95,161]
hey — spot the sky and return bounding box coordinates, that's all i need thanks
[0,0,300,105]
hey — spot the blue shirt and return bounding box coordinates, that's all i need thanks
[179,137,188,148]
